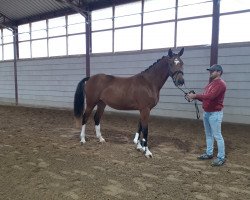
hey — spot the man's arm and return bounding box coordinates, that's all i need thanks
[187,83,225,101]
[196,84,225,101]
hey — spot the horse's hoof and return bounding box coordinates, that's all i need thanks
[99,137,106,143]
[80,140,86,145]
[145,153,153,158]
[144,148,153,158]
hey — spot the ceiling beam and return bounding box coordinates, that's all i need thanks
[0,12,17,30]
[55,0,88,18]
[16,9,75,25]
[87,0,140,11]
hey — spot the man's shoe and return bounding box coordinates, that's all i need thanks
[211,158,225,167]
[197,153,213,160]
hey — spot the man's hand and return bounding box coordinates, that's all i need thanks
[186,93,196,100]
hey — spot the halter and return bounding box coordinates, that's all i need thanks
[168,59,199,119]
[170,70,184,86]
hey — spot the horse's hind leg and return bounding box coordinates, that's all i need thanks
[80,105,94,144]
[94,101,106,143]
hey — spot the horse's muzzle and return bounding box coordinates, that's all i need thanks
[172,70,184,87]
[173,76,184,87]
[176,78,185,86]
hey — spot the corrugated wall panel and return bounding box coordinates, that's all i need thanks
[0,61,15,104]
[218,45,250,124]
[0,44,249,124]
[16,56,86,108]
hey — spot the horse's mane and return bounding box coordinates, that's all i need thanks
[141,56,169,74]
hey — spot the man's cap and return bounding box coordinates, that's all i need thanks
[207,64,223,72]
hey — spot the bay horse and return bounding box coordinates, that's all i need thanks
[74,48,185,157]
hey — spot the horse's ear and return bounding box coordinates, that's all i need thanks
[168,48,173,58]
[178,48,184,57]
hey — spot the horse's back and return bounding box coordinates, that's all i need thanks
[85,73,136,96]
[84,73,157,110]
[86,73,134,88]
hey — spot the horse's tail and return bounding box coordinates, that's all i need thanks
[74,77,90,119]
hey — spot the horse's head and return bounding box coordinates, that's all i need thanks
[168,48,185,87]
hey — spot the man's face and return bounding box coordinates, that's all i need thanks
[209,70,221,80]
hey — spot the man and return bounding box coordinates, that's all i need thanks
[187,64,226,166]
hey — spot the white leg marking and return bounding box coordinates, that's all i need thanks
[80,125,86,144]
[95,124,105,143]
[144,147,153,158]
[136,141,143,151]
[133,132,139,144]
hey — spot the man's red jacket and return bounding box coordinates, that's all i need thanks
[196,78,226,112]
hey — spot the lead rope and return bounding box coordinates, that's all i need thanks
[177,84,200,119]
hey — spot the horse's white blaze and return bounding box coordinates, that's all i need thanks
[95,124,105,142]
[80,124,86,143]
[133,132,139,144]
[174,58,180,65]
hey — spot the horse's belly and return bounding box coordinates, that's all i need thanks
[105,100,138,110]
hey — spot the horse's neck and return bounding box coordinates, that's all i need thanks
[142,59,170,91]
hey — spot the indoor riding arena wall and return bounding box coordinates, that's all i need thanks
[0,43,249,124]
[0,60,15,104]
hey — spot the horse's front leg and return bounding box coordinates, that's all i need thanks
[134,121,144,150]
[140,108,153,158]
[141,126,153,158]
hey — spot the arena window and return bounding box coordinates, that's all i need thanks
[2,29,13,60]
[1,0,250,60]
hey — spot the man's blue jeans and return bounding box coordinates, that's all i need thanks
[203,111,225,160]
